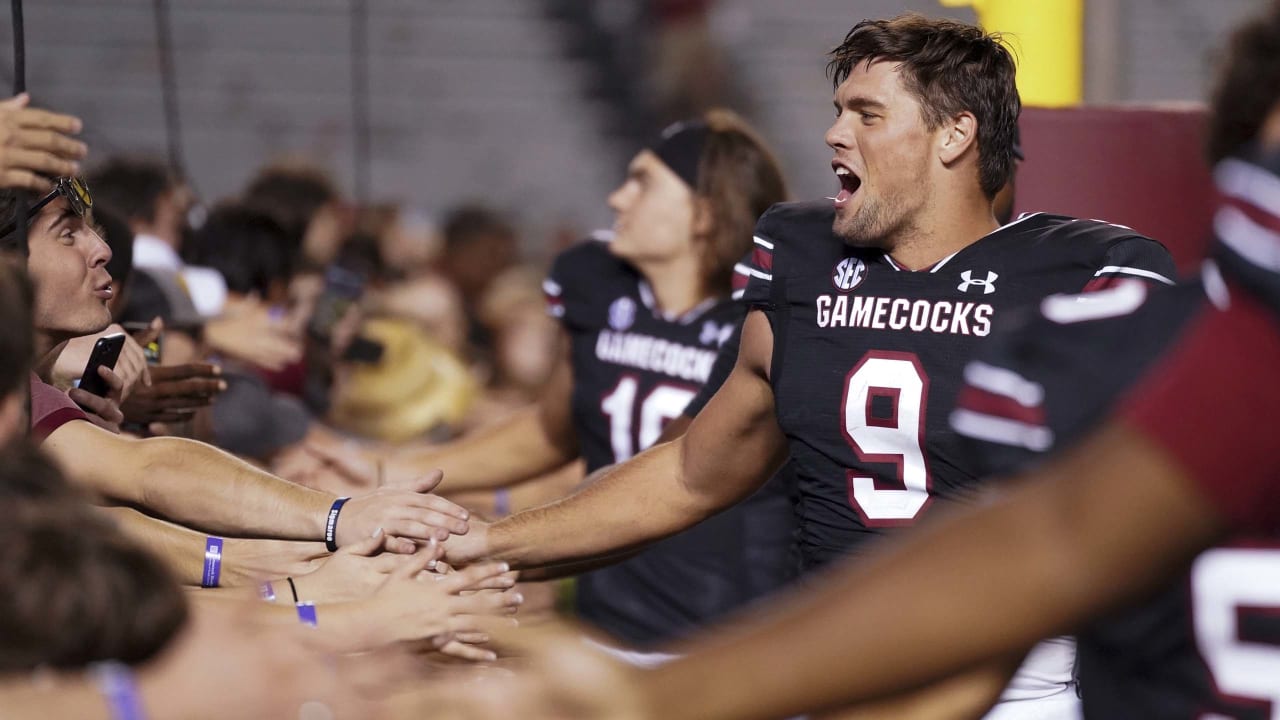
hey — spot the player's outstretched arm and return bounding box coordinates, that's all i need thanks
[449,310,790,569]
[638,422,1222,720]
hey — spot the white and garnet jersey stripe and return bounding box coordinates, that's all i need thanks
[1214,157,1280,274]
[1083,264,1175,292]
[733,237,775,301]
[950,361,1054,452]
[543,277,566,318]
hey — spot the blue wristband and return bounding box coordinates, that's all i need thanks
[93,661,147,720]
[324,497,350,552]
[201,537,223,588]
[296,601,318,627]
[494,488,511,517]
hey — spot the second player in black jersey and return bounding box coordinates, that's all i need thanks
[549,236,794,646]
[950,150,1280,719]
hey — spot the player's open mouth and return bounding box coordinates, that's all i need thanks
[832,163,861,207]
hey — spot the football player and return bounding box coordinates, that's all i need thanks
[444,14,1176,716]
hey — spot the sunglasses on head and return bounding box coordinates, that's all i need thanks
[0,177,94,242]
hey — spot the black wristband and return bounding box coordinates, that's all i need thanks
[286,576,299,604]
[324,496,351,552]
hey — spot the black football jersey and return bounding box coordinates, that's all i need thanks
[740,200,1176,570]
[546,236,793,646]
[950,154,1280,719]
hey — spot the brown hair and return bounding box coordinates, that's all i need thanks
[0,444,188,672]
[694,109,789,296]
[827,14,1020,197]
[0,258,35,399]
[1206,1,1280,163]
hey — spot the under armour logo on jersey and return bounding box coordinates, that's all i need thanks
[832,257,868,292]
[957,270,999,294]
[699,320,734,347]
[608,297,637,330]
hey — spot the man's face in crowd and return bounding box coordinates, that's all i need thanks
[26,196,114,339]
[826,59,939,249]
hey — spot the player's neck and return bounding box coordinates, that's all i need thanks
[637,259,715,318]
[886,196,999,271]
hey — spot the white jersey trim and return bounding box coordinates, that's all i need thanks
[950,408,1055,452]
[963,361,1045,407]
[752,235,774,250]
[734,263,772,281]
[1215,205,1280,273]
[1092,265,1175,285]
[543,278,562,297]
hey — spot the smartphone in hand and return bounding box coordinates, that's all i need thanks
[76,333,126,397]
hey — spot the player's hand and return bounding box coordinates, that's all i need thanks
[68,366,125,433]
[121,362,226,425]
[291,529,437,604]
[337,470,471,550]
[354,550,522,651]
[0,94,86,191]
[441,516,491,566]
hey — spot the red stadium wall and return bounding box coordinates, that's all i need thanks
[1016,106,1215,271]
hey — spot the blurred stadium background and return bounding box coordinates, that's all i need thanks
[5,0,1266,252]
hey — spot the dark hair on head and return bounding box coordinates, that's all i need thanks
[0,258,35,398]
[1206,1,1280,163]
[0,189,24,256]
[184,203,293,297]
[826,14,1020,197]
[693,108,789,295]
[96,208,135,292]
[442,205,515,252]
[242,163,340,252]
[0,443,188,672]
[86,157,178,224]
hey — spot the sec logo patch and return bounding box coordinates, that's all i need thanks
[832,257,867,292]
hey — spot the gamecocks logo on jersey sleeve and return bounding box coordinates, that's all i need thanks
[832,257,868,292]
[608,297,637,330]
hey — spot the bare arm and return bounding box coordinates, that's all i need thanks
[641,422,1223,720]
[391,335,580,494]
[99,507,328,586]
[814,657,1021,720]
[46,421,470,547]
[48,421,332,539]
[450,311,790,569]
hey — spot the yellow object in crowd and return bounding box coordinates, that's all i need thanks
[328,317,476,443]
[940,0,1083,107]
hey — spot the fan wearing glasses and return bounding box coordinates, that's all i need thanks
[0,178,477,592]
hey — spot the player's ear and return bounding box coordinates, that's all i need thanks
[937,111,979,166]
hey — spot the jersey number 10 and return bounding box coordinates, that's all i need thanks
[601,376,697,462]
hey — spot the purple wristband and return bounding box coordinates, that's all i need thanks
[259,581,276,602]
[296,601,318,627]
[94,661,147,720]
[201,537,223,588]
